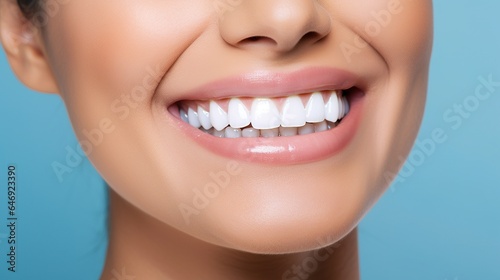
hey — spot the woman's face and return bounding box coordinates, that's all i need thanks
[37,0,432,253]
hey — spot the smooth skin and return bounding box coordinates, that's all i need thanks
[0,0,433,279]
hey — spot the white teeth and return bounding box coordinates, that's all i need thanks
[338,94,349,119]
[261,128,279,138]
[338,93,344,119]
[281,95,306,127]
[188,108,201,128]
[279,126,298,137]
[298,123,315,135]
[225,127,242,138]
[210,101,229,131]
[180,109,189,123]
[250,98,281,130]
[325,91,340,122]
[198,106,212,130]
[228,98,251,129]
[179,91,350,138]
[242,127,260,138]
[314,121,328,132]
[305,92,326,123]
[343,97,350,116]
[327,121,337,130]
[212,129,225,138]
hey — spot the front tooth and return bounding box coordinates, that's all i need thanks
[228,98,251,128]
[242,128,260,138]
[298,124,315,135]
[261,128,279,138]
[180,108,189,123]
[225,127,242,138]
[325,91,340,122]
[305,92,325,123]
[188,108,201,128]
[279,127,298,137]
[210,101,229,131]
[281,95,306,127]
[250,98,281,129]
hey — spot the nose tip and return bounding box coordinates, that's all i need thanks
[219,0,332,53]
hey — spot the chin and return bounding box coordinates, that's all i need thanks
[166,140,383,254]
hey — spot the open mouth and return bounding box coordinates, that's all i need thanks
[164,68,364,164]
[175,90,349,138]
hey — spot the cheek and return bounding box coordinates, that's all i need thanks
[329,0,433,195]
[334,0,433,68]
[376,0,433,67]
[38,1,218,225]
[41,0,215,168]
[44,0,213,107]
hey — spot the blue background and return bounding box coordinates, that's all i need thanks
[1,1,499,279]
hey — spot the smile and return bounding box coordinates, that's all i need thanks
[166,68,365,164]
[176,90,349,138]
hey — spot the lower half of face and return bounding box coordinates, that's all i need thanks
[43,0,433,253]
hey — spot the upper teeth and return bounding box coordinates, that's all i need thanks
[178,91,349,137]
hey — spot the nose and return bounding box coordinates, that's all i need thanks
[218,0,332,54]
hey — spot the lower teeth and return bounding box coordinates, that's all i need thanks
[199,120,340,138]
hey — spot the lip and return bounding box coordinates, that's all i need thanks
[169,67,359,102]
[165,68,365,164]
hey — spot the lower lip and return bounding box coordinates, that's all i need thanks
[168,90,364,165]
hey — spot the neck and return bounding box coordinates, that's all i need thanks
[100,189,360,280]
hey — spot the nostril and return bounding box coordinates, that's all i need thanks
[246,36,263,42]
[237,31,326,52]
[238,36,277,48]
[303,31,318,40]
[302,31,326,44]
[218,1,332,54]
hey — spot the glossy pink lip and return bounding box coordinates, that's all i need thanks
[171,67,359,102]
[166,68,365,164]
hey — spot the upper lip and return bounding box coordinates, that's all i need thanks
[171,67,360,103]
